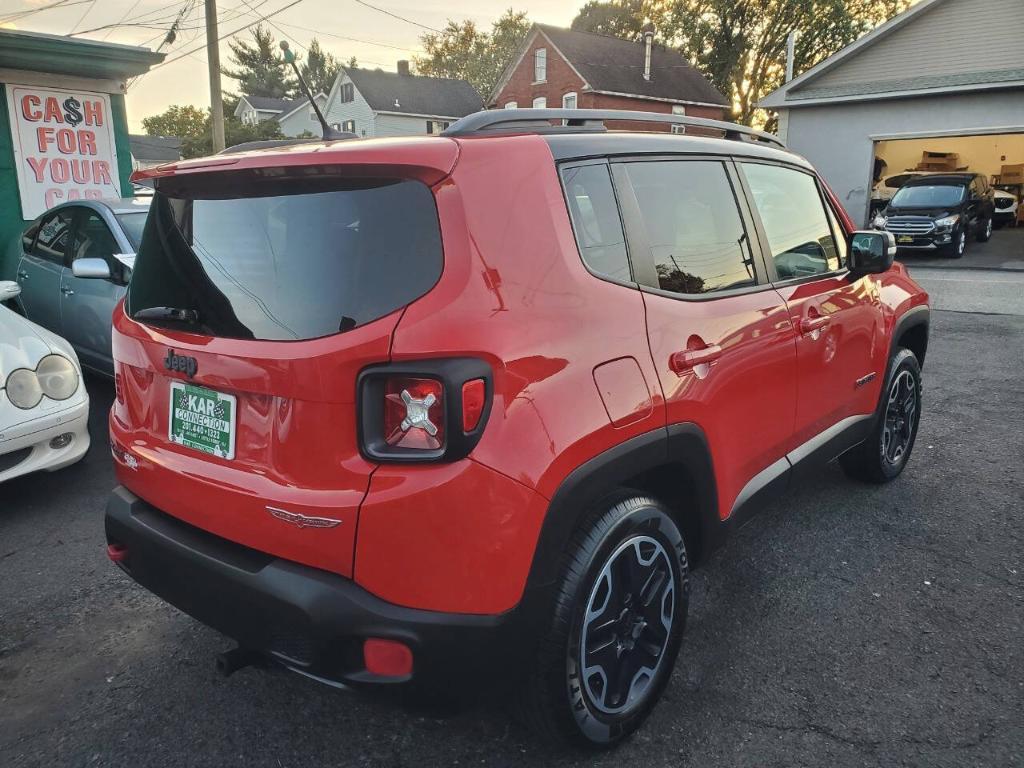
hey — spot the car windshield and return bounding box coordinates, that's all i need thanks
[890,184,965,208]
[126,173,443,341]
[115,212,148,249]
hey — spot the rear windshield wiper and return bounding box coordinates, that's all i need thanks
[132,306,213,333]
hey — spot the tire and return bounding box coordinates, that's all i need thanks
[514,494,689,748]
[840,347,922,484]
[976,216,993,243]
[943,227,967,258]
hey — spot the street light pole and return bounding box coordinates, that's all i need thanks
[205,0,225,152]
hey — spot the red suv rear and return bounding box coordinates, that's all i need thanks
[105,110,929,748]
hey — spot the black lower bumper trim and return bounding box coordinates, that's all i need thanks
[105,487,531,690]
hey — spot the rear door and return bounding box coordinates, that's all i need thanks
[737,160,883,456]
[613,156,798,521]
[16,207,73,333]
[62,207,129,375]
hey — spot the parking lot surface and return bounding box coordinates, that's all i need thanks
[2,270,1022,767]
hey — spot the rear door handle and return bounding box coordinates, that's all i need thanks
[17,270,28,280]
[799,315,830,335]
[669,344,722,373]
[61,285,75,296]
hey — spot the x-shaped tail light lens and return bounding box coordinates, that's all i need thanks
[383,377,445,449]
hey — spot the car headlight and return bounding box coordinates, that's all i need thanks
[935,214,959,231]
[3,355,79,409]
[37,354,79,400]
[5,368,43,409]
[872,214,887,229]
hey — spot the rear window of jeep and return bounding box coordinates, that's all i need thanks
[127,174,442,341]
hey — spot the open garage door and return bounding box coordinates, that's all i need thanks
[870,129,1024,270]
[872,131,1023,221]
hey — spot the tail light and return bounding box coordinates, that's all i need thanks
[358,359,492,463]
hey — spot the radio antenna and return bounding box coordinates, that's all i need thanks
[279,40,352,141]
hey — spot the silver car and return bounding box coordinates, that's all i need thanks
[6,198,150,377]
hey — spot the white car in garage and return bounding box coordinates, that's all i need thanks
[993,187,1018,228]
[0,280,90,483]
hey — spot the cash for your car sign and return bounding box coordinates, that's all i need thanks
[168,382,237,460]
[4,84,122,219]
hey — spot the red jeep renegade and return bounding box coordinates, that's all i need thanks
[105,109,929,748]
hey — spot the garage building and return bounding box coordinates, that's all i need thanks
[760,0,1024,227]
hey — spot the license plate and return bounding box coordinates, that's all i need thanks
[168,381,236,460]
[897,235,914,244]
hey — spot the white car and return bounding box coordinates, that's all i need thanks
[0,280,90,483]
[993,188,1018,228]
[872,171,951,204]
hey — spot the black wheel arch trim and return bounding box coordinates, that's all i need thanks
[523,423,723,592]
[889,304,930,374]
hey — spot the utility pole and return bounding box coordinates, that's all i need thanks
[205,0,225,152]
[785,30,798,83]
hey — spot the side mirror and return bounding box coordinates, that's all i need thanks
[71,257,112,280]
[849,230,896,275]
[0,280,21,302]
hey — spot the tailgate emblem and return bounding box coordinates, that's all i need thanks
[164,349,198,378]
[266,506,342,529]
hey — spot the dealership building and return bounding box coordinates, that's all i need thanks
[0,29,163,270]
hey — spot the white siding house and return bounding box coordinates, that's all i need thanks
[324,62,482,138]
[276,94,328,137]
[760,0,1024,225]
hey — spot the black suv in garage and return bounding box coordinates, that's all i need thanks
[873,173,994,258]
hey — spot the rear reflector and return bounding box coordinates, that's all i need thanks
[107,543,128,563]
[363,638,413,677]
[461,378,486,432]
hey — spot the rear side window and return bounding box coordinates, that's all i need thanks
[741,163,841,279]
[561,164,631,282]
[623,160,756,295]
[128,175,442,341]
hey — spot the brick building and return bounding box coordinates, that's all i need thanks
[489,24,730,131]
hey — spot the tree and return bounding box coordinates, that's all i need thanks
[570,0,911,125]
[300,38,341,95]
[141,104,208,139]
[181,116,284,159]
[572,0,660,38]
[416,9,531,99]
[221,24,295,98]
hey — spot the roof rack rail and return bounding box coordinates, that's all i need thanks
[441,109,785,148]
[217,134,357,155]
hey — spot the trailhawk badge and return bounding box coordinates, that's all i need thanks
[266,506,342,529]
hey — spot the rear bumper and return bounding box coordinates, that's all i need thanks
[105,486,532,690]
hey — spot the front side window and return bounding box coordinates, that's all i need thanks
[742,163,841,280]
[32,209,74,264]
[72,211,126,283]
[625,160,755,295]
[534,48,547,82]
[561,164,630,282]
[128,175,443,341]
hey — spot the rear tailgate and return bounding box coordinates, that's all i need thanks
[111,141,456,577]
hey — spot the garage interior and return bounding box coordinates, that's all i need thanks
[872,130,1024,226]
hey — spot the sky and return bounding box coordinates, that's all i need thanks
[0,0,582,131]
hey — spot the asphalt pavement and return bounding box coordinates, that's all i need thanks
[1,268,1022,767]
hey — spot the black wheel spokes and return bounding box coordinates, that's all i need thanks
[580,536,675,715]
[883,370,917,465]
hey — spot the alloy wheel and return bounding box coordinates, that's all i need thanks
[957,230,966,255]
[578,535,675,715]
[882,369,918,466]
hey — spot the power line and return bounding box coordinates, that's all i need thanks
[67,0,99,34]
[352,0,441,33]
[101,0,147,40]
[147,0,307,70]
[275,20,421,53]
[0,0,91,23]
